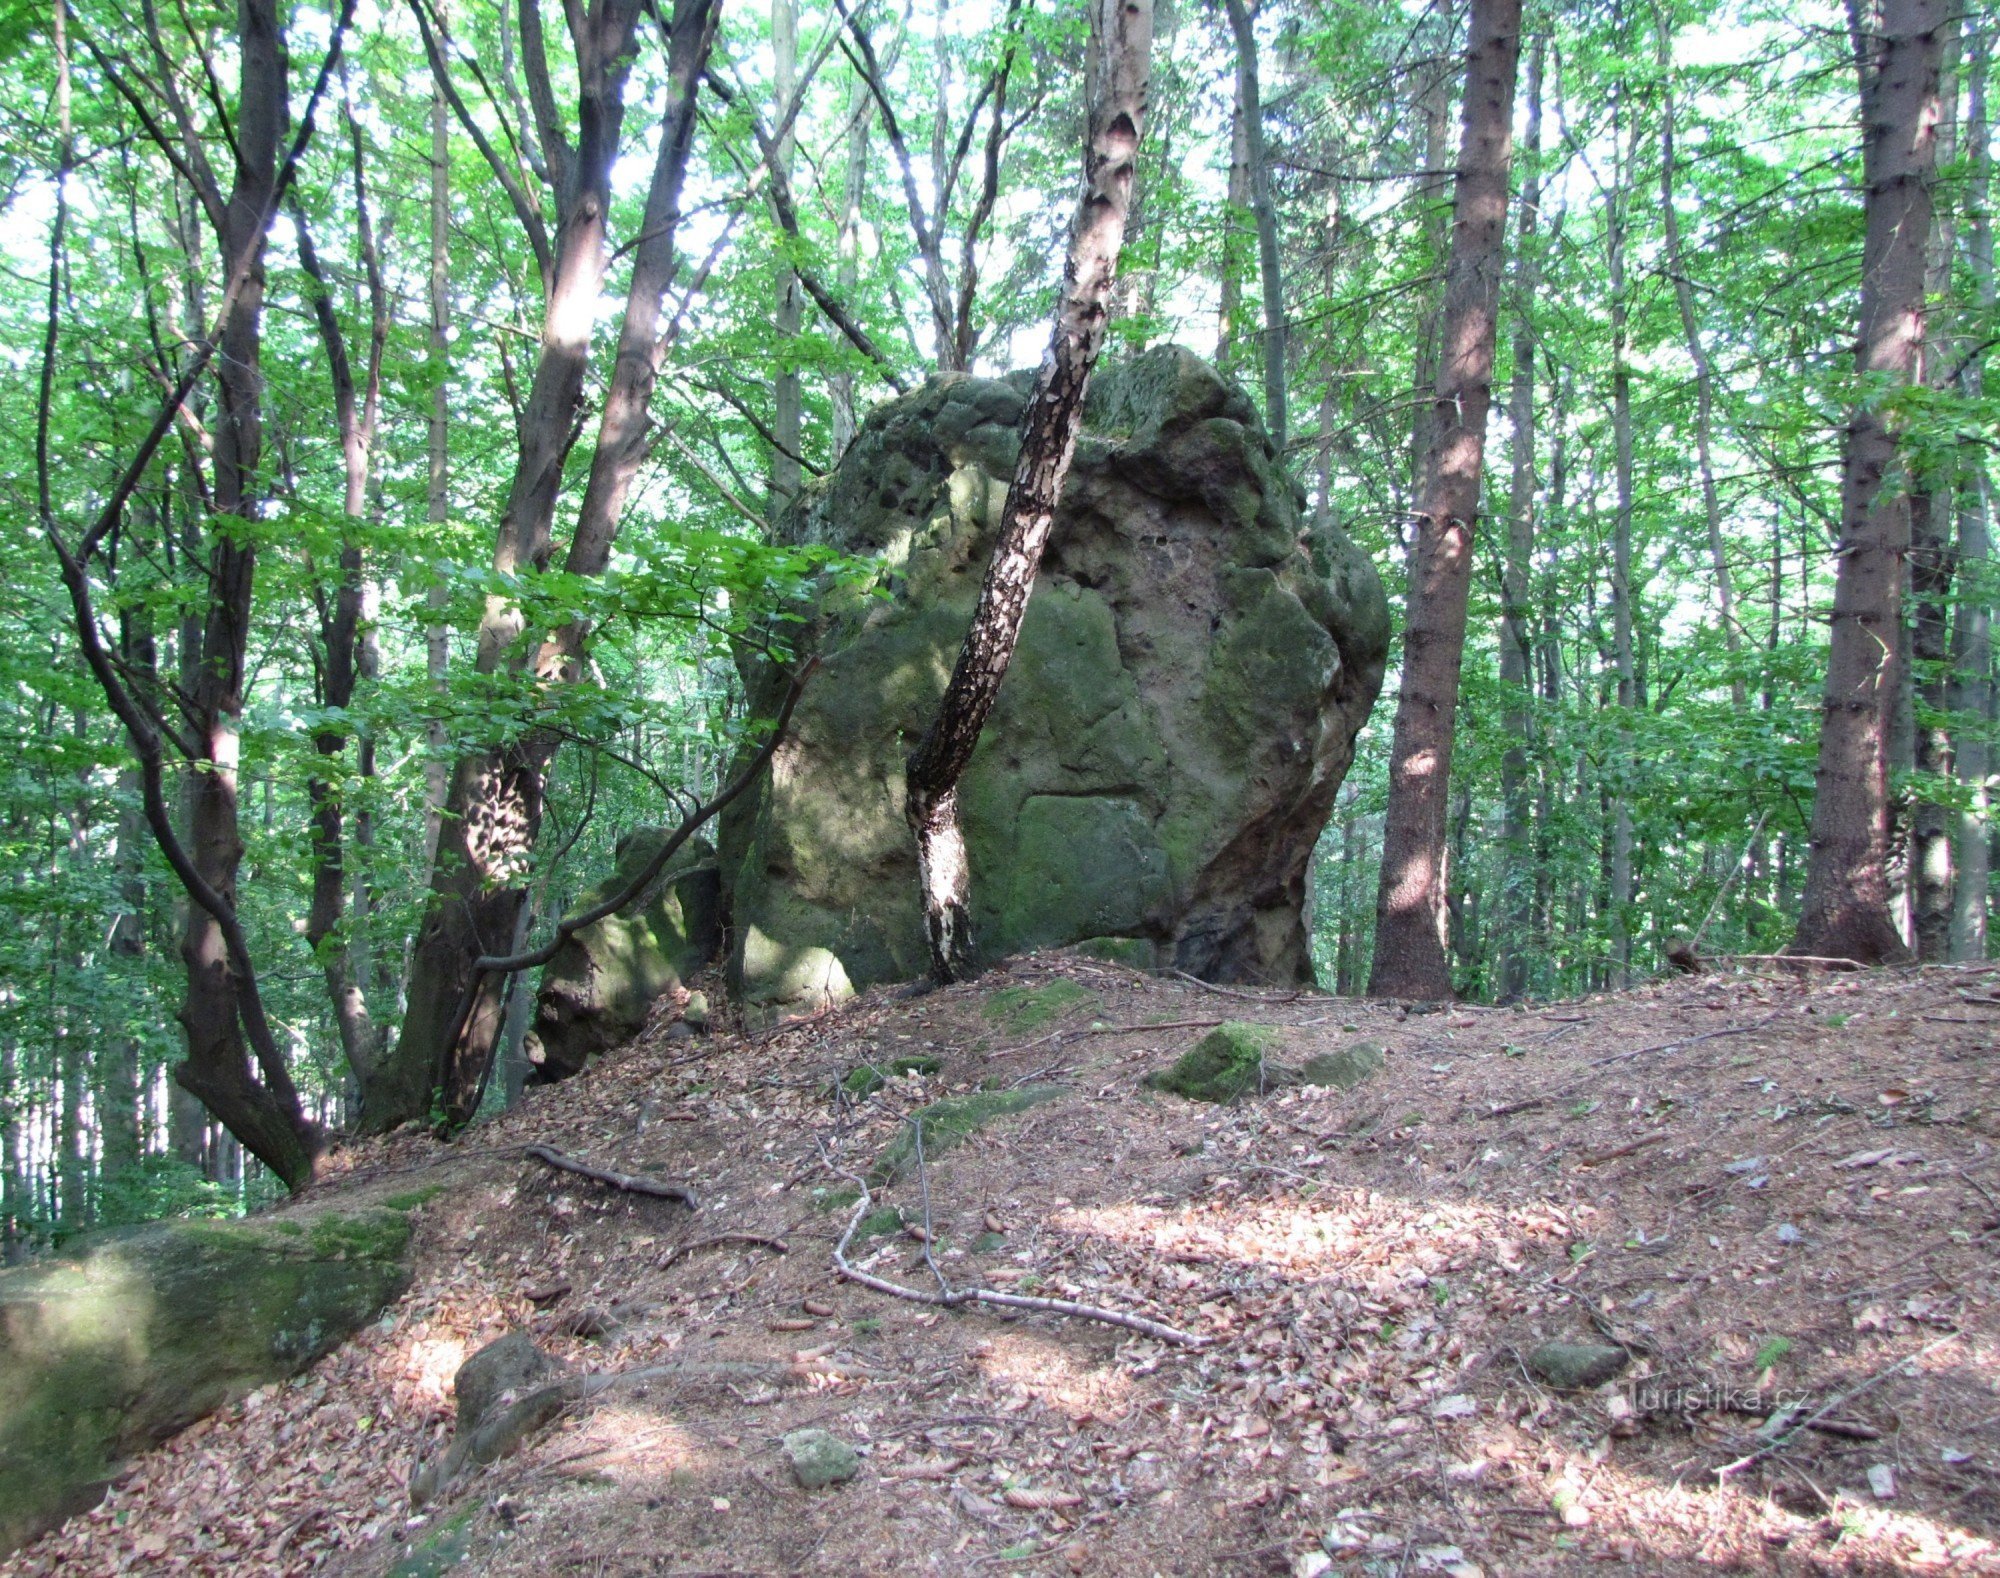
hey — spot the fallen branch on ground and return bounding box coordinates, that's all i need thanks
[1727,953,1866,971]
[821,1140,1205,1348]
[1717,1331,1960,1480]
[525,1144,698,1207]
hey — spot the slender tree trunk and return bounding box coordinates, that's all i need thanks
[904,0,1153,981]
[1952,23,1994,958]
[1223,0,1286,453]
[1407,0,1455,500]
[1367,0,1522,1000]
[1909,23,1962,959]
[1793,0,1947,964]
[1657,19,1745,708]
[1217,84,1248,371]
[1495,34,1542,1002]
[103,764,147,1188]
[423,83,452,871]
[830,72,871,458]
[769,0,802,517]
[1607,98,1638,982]
[394,0,719,1128]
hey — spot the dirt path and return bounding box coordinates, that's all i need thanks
[11,955,2000,1575]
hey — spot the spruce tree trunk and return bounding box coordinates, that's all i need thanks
[1366,0,1522,1000]
[1793,0,1947,964]
[904,0,1153,982]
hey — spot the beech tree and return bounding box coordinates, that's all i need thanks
[1366,0,1522,1001]
[903,0,1154,980]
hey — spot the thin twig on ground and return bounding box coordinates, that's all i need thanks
[1586,1011,1782,1067]
[1716,1331,1960,1480]
[657,1231,789,1268]
[819,1138,1204,1347]
[525,1144,698,1207]
[1161,969,1302,1004]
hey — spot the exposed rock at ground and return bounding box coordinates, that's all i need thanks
[531,832,723,1081]
[1144,1022,1283,1103]
[1144,1026,1387,1104]
[409,1332,579,1507]
[1526,1341,1630,1390]
[719,346,1389,1019]
[782,1427,859,1489]
[0,1209,412,1555]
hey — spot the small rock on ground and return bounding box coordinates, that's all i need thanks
[783,1427,859,1489]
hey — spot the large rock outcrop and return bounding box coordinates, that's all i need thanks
[720,346,1389,1019]
[0,1209,412,1555]
[529,831,722,1082]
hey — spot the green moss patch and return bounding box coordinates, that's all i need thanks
[1143,1022,1281,1103]
[980,980,1097,1033]
[382,1184,447,1213]
[840,1053,943,1098]
[868,1086,1070,1186]
[1297,1041,1386,1091]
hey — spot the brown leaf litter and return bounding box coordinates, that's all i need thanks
[9,954,2000,1576]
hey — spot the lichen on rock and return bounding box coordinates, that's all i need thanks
[718,345,1388,1021]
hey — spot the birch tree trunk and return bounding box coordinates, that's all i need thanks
[903,0,1153,982]
[1793,0,1947,964]
[1366,0,1522,1000]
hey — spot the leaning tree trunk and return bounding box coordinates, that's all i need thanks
[1366,0,1522,1000]
[903,0,1153,982]
[1222,0,1286,454]
[1792,0,1947,964]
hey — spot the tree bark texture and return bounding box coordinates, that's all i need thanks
[1367,0,1521,1000]
[903,0,1153,983]
[1792,0,1946,964]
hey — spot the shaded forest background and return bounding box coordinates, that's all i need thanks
[1,0,1994,1242]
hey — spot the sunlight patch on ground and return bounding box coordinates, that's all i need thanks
[973,1331,1134,1420]
[399,1333,468,1407]
[541,1405,706,1486]
[1051,1190,1573,1290]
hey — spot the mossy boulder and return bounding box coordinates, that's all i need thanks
[0,1209,412,1554]
[719,346,1389,1021]
[1144,1022,1282,1103]
[783,1427,860,1489]
[1297,1041,1387,1091]
[531,831,723,1081]
[867,1086,1069,1187]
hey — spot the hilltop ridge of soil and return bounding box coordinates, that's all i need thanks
[9,954,2000,1576]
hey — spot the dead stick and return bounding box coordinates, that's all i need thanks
[658,1231,789,1268]
[525,1144,698,1208]
[1578,1133,1668,1167]
[823,1154,1204,1348]
[1717,1332,1960,1480]
[1587,1012,1781,1067]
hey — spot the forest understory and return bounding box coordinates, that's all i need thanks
[9,950,2000,1577]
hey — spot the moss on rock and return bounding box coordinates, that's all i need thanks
[1296,1041,1387,1091]
[980,980,1097,1033]
[868,1086,1069,1187]
[1144,1023,1282,1104]
[841,1054,943,1097]
[0,1210,411,1555]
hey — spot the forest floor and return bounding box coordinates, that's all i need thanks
[11,952,2000,1576]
